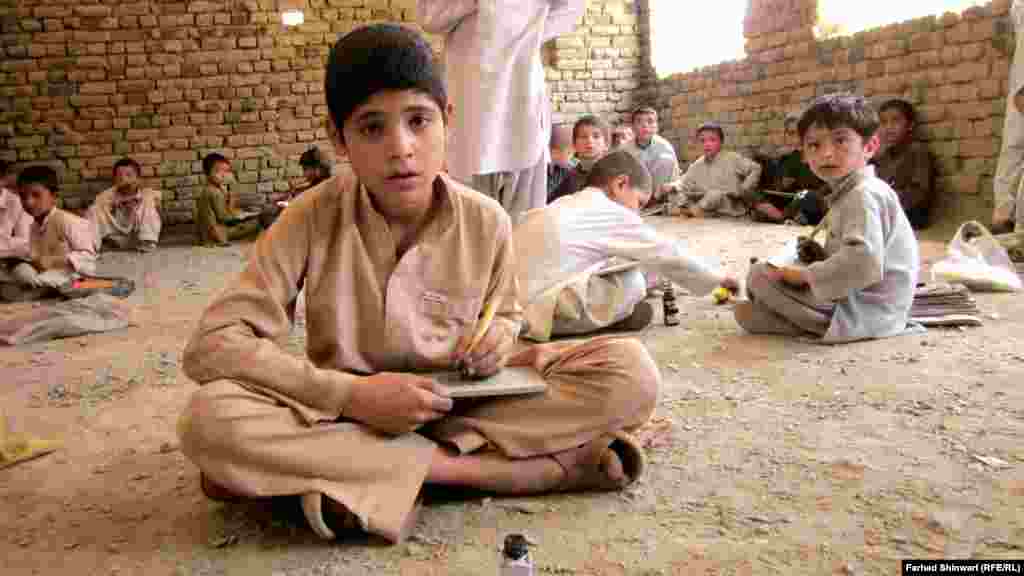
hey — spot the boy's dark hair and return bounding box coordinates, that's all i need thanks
[586,149,652,196]
[878,98,916,125]
[797,93,879,141]
[325,23,446,141]
[572,115,610,143]
[696,121,725,142]
[113,157,141,175]
[0,159,10,176]
[631,106,657,122]
[17,164,59,195]
[202,152,229,176]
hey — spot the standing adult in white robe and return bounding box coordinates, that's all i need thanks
[993,0,1024,233]
[418,0,585,224]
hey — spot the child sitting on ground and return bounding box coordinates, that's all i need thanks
[753,112,828,224]
[88,157,162,253]
[0,165,98,302]
[549,115,610,202]
[623,107,679,206]
[667,122,762,219]
[194,153,263,246]
[735,93,920,342]
[517,149,738,341]
[874,98,936,229]
[546,123,576,201]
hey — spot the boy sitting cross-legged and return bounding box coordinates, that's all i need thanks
[0,165,98,302]
[177,23,660,545]
[734,93,920,343]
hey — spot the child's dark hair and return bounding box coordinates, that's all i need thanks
[586,149,652,195]
[878,98,916,125]
[696,122,725,142]
[631,106,657,122]
[573,115,609,143]
[325,23,446,140]
[113,157,141,175]
[17,165,59,194]
[797,93,879,141]
[0,159,10,176]
[202,152,229,176]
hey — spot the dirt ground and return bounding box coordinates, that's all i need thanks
[1,217,1022,576]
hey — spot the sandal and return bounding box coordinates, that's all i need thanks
[552,431,645,493]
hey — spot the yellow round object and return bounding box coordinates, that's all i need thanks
[712,287,732,305]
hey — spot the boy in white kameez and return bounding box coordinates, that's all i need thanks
[735,93,920,343]
[418,0,585,223]
[516,150,738,341]
[0,166,97,302]
[178,24,660,545]
[88,157,162,253]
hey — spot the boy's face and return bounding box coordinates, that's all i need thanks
[633,113,657,143]
[334,89,448,219]
[698,130,723,159]
[208,161,233,186]
[611,126,634,148]
[574,125,607,160]
[19,183,56,219]
[879,108,913,148]
[784,122,800,151]
[113,165,139,192]
[802,123,879,182]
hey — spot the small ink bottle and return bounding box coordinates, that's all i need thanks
[662,280,679,326]
[499,533,534,576]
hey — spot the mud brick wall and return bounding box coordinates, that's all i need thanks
[649,0,1016,225]
[544,0,646,126]
[0,0,645,224]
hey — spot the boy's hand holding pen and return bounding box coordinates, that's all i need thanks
[453,298,512,380]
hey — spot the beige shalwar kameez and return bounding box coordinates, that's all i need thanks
[177,173,661,543]
[88,186,162,248]
[0,208,98,289]
[622,134,681,201]
[673,150,762,217]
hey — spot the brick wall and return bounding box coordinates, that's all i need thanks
[0,0,645,224]
[649,0,1016,225]
[545,0,645,126]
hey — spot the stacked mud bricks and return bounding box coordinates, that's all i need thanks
[652,0,1017,224]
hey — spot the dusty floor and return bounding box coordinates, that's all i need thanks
[1,217,1022,576]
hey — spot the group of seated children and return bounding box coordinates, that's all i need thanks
[0,146,332,301]
[557,98,933,230]
[547,107,682,207]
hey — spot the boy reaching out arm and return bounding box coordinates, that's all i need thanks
[735,93,920,343]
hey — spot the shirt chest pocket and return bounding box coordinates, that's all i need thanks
[413,290,482,360]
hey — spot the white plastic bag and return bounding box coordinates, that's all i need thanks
[931,221,1023,292]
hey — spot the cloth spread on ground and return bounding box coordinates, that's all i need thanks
[0,293,134,346]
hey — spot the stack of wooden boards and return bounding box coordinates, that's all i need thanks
[910,283,982,327]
